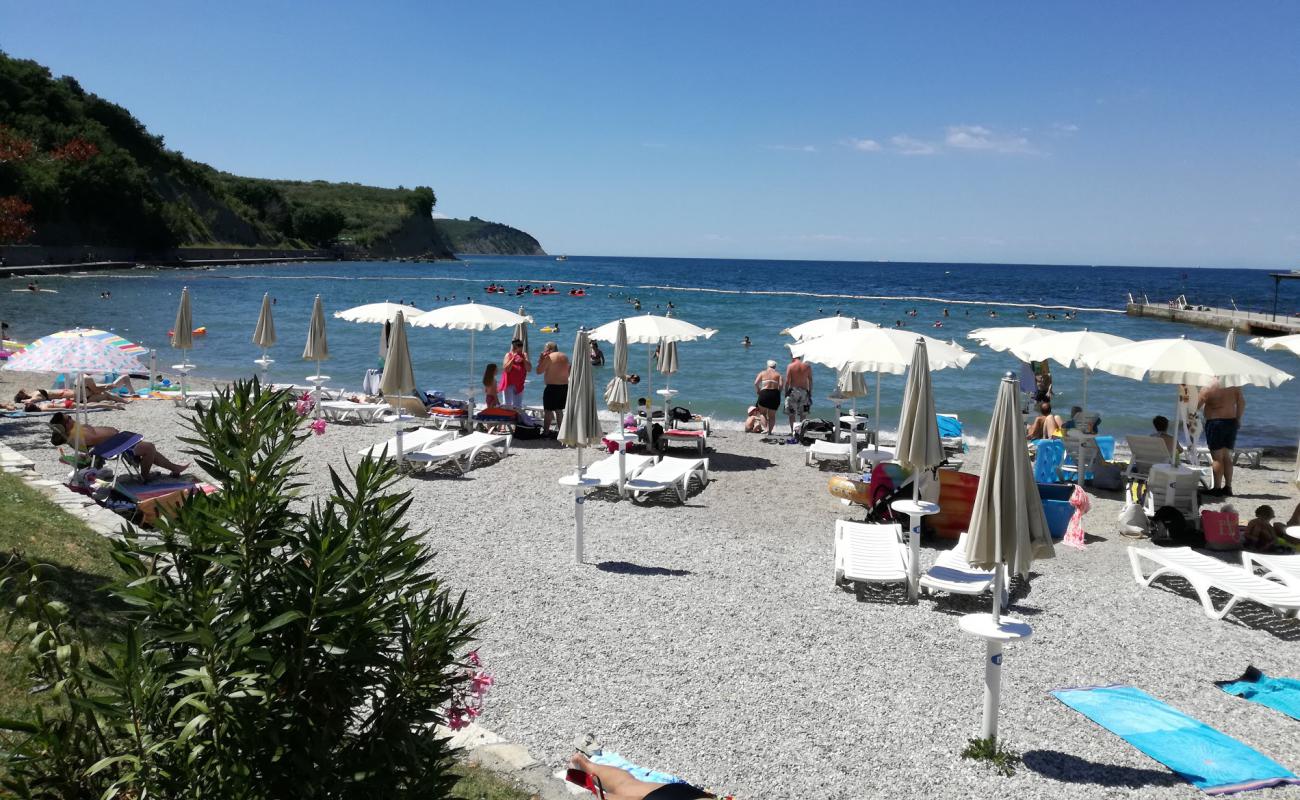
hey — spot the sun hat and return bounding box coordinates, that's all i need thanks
[767,359,776,368]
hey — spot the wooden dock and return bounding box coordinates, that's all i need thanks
[1125,294,1300,336]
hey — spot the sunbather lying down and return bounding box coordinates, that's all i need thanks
[568,752,714,800]
[15,375,135,404]
[3,399,124,412]
[49,412,189,482]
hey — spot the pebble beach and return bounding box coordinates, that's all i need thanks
[1,369,1297,799]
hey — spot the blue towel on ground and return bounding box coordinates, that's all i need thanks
[590,751,686,786]
[1217,667,1300,722]
[1052,684,1299,795]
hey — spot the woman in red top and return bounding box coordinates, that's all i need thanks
[499,339,529,407]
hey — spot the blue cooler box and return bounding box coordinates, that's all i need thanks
[1038,483,1074,540]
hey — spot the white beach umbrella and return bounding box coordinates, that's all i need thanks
[783,315,879,342]
[962,373,1054,741]
[335,301,427,324]
[513,306,531,358]
[252,292,276,381]
[410,302,529,405]
[1083,336,1292,464]
[590,313,716,413]
[171,287,195,399]
[1011,328,1133,481]
[558,329,605,563]
[1250,333,1300,357]
[967,326,1050,353]
[791,327,975,448]
[895,338,946,601]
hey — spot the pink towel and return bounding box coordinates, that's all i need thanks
[1064,483,1091,550]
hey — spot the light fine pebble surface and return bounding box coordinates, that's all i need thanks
[2,371,1297,799]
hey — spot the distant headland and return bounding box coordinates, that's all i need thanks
[0,51,543,269]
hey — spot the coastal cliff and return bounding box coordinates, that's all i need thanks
[0,51,541,263]
[436,217,546,256]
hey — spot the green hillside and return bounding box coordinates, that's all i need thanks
[437,216,546,256]
[0,51,540,260]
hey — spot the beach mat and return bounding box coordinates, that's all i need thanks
[1052,685,1299,795]
[1217,666,1300,722]
[113,478,204,503]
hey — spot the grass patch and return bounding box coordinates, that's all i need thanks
[0,470,532,798]
[450,763,537,799]
[0,469,120,719]
[961,736,1021,776]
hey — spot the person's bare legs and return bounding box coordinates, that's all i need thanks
[1211,447,1230,491]
[569,752,669,800]
[132,442,189,480]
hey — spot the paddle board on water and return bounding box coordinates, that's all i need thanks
[10,289,59,294]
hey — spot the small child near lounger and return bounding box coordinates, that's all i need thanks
[1244,505,1300,553]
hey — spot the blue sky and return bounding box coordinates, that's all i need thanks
[3,1,1298,267]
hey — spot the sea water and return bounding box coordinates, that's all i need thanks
[2,256,1298,448]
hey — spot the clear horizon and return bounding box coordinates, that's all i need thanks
[3,1,1298,269]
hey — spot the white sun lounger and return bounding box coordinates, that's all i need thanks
[321,400,390,423]
[1128,546,1300,620]
[833,520,909,590]
[356,427,456,462]
[576,453,658,489]
[919,531,1000,602]
[806,440,862,470]
[403,431,510,475]
[625,457,709,504]
[1242,551,1300,592]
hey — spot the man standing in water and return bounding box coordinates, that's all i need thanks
[785,354,813,439]
[536,341,571,433]
[1199,378,1245,496]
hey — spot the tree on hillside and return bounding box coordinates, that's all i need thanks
[407,186,436,218]
[293,203,347,246]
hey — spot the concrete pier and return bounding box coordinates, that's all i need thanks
[1125,296,1300,336]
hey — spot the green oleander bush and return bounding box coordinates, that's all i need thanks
[0,379,481,798]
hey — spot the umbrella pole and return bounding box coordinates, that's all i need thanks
[1077,368,1090,487]
[575,445,586,563]
[908,476,921,602]
[874,371,882,449]
[981,499,1006,741]
[149,349,157,393]
[849,395,859,472]
[1172,390,1182,468]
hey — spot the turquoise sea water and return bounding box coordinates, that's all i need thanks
[3,256,1298,447]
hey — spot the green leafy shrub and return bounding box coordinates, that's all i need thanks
[0,380,480,798]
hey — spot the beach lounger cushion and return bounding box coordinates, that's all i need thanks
[833,521,909,589]
[1128,546,1300,620]
[625,457,709,504]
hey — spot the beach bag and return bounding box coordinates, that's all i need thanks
[1118,501,1149,535]
[1151,506,1202,548]
[670,405,692,423]
[1201,509,1242,551]
[1091,460,1124,491]
[513,422,542,440]
[797,418,834,445]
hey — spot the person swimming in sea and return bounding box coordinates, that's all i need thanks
[742,336,751,347]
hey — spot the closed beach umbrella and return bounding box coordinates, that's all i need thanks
[410,301,528,406]
[590,313,717,405]
[1083,336,1292,465]
[1224,328,1237,351]
[171,287,194,398]
[513,306,530,357]
[253,292,276,380]
[836,365,869,469]
[656,339,679,418]
[558,328,605,563]
[604,320,632,494]
[962,373,1054,741]
[783,315,879,342]
[895,338,946,600]
[379,310,416,398]
[302,295,330,376]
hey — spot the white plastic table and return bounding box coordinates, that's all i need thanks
[960,612,1032,739]
[891,499,940,602]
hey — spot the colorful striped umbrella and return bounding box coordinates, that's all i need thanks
[2,328,146,375]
